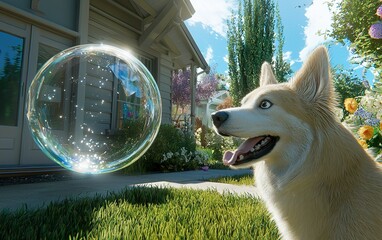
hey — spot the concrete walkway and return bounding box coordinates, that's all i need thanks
[0,169,259,211]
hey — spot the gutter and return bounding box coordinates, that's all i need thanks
[180,23,210,72]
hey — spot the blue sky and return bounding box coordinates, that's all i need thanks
[185,0,374,82]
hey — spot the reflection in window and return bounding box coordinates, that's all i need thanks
[110,61,142,130]
[37,43,65,130]
[109,55,156,131]
[0,31,24,126]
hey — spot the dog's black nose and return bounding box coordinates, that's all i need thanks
[211,111,229,128]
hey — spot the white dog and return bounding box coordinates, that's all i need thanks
[212,46,382,240]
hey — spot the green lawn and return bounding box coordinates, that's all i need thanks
[209,173,254,186]
[0,187,278,240]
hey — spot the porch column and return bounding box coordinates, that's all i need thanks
[190,64,197,133]
[78,0,89,44]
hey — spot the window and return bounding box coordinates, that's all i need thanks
[0,31,24,126]
[115,55,156,130]
[138,55,153,74]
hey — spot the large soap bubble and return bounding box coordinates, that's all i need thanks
[27,44,162,174]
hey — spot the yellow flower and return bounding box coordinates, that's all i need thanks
[344,98,358,113]
[357,139,368,149]
[358,125,374,140]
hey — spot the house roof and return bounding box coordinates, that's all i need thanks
[110,0,209,70]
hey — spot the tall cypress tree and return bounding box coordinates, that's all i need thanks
[274,5,292,83]
[227,0,275,106]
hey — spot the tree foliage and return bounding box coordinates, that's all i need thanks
[274,5,292,83]
[196,71,219,104]
[171,67,218,121]
[332,66,366,120]
[172,68,191,113]
[327,0,382,79]
[216,96,234,110]
[227,0,290,106]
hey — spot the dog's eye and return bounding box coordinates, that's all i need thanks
[259,100,272,109]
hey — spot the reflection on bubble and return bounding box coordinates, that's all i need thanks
[27,44,162,174]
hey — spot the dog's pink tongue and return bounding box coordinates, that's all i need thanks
[223,137,264,165]
[223,151,236,165]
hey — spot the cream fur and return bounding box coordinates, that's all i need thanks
[213,46,382,240]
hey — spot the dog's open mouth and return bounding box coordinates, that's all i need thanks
[223,136,279,166]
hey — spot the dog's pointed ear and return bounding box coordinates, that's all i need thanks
[260,62,278,87]
[291,46,333,103]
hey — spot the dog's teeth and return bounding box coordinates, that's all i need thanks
[239,155,244,160]
[250,148,255,152]
[261,138,271,146]
[255,145,261,151]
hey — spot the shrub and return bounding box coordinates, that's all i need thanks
[124,124,206,173]
[160,146,209,172]
[200,128,242,161]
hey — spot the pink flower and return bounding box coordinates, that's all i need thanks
[369,22,382,39]
[377,5,382,18]
[201,166,209,171]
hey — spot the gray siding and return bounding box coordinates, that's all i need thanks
[88,7,173,125]
[1,0,78,30]
[159,56,173,124]
[84,60,114,134]
[88,8,138,47]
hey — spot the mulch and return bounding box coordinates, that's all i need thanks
[0,172,76,186]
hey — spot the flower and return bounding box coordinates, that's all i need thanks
[369,22,382,39]
[201,166,209,171]
[358,125,374,140]
[345,85,382,160]
[358,139,368,149]
[344,98,358,113]
[365,117,380,127]
[377,5,382,18]
[354,107,372,119]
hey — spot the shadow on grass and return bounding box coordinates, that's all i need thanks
[0,186,279,240]
[0,187,174,240]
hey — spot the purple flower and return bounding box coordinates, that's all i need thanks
[365,117,380,127]
[377,5,382,18]
[369,22,382,39]
[354,108,372,119]
[201,166,209,171]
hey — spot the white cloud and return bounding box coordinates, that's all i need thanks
[188,0,236,38]
[272,51,296,67]
[196,46,214,82]
[299,0,341,61]
[223,54,229,64]
[205,46,214,64]
[283,51,292,61]
[283,51,296,66]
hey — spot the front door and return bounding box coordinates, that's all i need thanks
[0,16,30,166]
[0,14,74,167]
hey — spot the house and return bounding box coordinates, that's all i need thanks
[196,90,230,128]
[0,0,208,174]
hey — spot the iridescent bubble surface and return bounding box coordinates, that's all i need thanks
[27,44,162,174]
